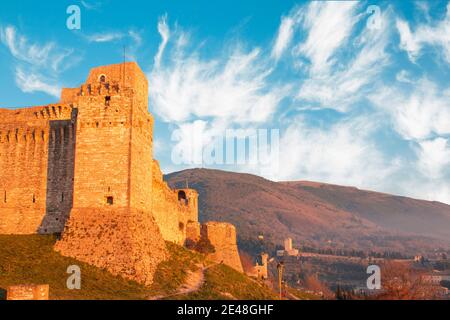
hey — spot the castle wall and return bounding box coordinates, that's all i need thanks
[151,160,199,245]
[129,80,153,212]
[54,208,166,286]
[40,113,77,233]
[201,222,244,272]
[6,284,49,300]
[0,105,74,234]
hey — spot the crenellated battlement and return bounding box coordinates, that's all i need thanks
[77,81,121,97]
[0,104,74,122]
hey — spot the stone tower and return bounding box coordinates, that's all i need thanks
[54,62,167,285]
[175,188,199,222]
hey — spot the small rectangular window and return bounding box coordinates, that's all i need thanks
[105,96,111,106]
[107,196,114,205]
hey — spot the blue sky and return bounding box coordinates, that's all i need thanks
[1,0,449,204]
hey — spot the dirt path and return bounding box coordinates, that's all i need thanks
[149,263,217,300]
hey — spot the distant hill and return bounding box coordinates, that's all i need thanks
[165,169,450,255]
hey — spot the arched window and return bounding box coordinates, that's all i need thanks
[178,191,188,205]
[99,75,106,83]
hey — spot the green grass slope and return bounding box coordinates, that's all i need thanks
[171,263,277,300]
[0,235,276,300]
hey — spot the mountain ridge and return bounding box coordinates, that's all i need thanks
[165,168,450,255]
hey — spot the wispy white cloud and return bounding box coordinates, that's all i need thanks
[84,29,142,45]
[369,79,450,140]
[369,78,450,204]
[0,25,79,97]
[155,14,170,68]
[128,30,142,47]
[398,138,450,204]
[416,137,450,179]
[295,5,391,112]
[149,17,289,124]
[395,69,414,83]
[271,14,296,61]
[85,32,124,43]
[15,66,61,97]
[293,2,359,75]
[396,2,450,63]
[414,1,432,23]
[0,25,74,72]
[80,0,103,11]
[83,29,143,61]
[273,116,397,189]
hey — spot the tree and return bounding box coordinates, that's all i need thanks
[194,237,216,254]
[304,274,334,299]
[371,261,441,300]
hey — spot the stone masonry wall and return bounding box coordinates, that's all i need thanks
[55,208,166,285]
[7,284,49,300]
[0,105,74,234]
[151,160,199,245]
[201,222,243,272]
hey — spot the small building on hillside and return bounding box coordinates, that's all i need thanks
[277,237,299,257]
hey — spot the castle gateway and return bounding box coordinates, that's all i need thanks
[0,62,243,285]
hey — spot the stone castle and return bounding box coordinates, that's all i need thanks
[0,62,243,285]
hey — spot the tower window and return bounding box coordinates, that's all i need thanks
[107,196,114,205]
[178,190,188,205]
[99,75,106,83]
[105,96,111,106]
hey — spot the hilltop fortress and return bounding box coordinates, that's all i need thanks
[0,62,243,285]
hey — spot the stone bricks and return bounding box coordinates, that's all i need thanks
[55,208,166,285]
[151,160,200,245]
[201,222,244,272]
[7,284,49,300]
[0,105,76,234]
[186,221,201,245]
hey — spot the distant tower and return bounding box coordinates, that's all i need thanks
[284,237,293,251]
[256,253,269,280]
[175,188,199,222]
